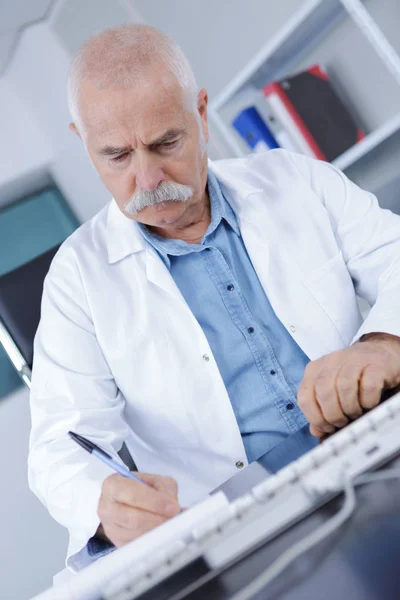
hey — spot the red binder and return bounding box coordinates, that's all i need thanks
[263,65,365,162]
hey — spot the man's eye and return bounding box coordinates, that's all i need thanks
[162,140,178,149]
[112,153,128,162]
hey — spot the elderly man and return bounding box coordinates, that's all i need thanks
[29,24,400,571]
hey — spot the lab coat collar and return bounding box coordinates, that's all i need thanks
[208,157,263,210]
[107,199,146,264]
[106,157,263,264]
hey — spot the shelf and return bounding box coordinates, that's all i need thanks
[332,112,400,170]
[209,0,400,172]
[211,0,345,112]
[209,0,349,160]
[210,108,400,172]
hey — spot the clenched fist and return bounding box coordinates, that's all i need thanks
[297,332,400,437]
[97,472,181,548]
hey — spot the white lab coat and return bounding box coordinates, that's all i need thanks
[29,150,400,571]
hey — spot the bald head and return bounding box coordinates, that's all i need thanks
[67,24,198,134]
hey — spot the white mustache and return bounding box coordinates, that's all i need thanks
[124,181,193,214]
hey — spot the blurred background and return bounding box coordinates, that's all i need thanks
[1,1,400,598]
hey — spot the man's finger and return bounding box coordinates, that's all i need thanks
[310,424,326,438]
[103,474,180,518]
[336,363,363,419]
[109,513,168,548]
[298,377,335,434]
[359,366,384,410]
[113,504,168,533]
[314,373,349,428]
[139,473,178,498]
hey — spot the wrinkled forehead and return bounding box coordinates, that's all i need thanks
[78,76,194,146]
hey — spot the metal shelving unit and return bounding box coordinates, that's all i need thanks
[209,0,400,171]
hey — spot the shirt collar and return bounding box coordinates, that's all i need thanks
[206,169,240,237]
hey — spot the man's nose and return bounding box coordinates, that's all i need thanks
[135,156,164,191]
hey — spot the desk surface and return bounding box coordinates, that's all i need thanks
[133,456,400,600]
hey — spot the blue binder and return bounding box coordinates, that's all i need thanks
[232,106,280,152]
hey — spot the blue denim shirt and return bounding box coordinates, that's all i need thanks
[88,170,318,557]
[138,170,318,468]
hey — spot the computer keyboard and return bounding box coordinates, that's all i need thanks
[103,391,400,600]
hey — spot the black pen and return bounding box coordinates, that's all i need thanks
[69,431,149,486]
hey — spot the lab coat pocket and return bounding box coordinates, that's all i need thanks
[303,251,362,345]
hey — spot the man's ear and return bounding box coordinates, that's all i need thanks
[197,88,208,118]
[69,122,81,138]
[197,88,209,143]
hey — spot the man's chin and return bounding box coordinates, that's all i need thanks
[140,200,186,226]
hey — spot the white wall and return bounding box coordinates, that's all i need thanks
[51,0,139,54]
[6,22,111,223]
[0,79,53,208]
[0,388,69,600]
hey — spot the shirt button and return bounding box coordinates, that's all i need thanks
[289,325,296,333]
[227,284,234,291]
[247,327,255,334]
[270,369,276,375]
[202,354,210,362]
[235,461,244,469]
[286,403,294,410]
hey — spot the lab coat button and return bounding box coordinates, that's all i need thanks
[289,325,296,333]
[202,354,210,362]
[235,461,244,469]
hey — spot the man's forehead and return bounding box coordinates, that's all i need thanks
[80,82,191,148]
[80,75,188,123]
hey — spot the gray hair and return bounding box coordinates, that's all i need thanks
[67,24,199,134]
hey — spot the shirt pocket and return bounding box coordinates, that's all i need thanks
[302,251,363,345]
